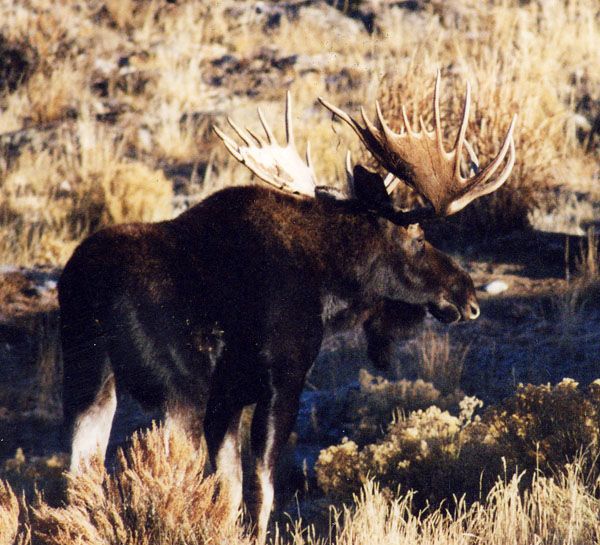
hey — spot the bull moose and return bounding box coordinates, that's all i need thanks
[59,71,516,542]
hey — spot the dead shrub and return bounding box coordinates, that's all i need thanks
[32,424,250,545]
[0,480,30,545]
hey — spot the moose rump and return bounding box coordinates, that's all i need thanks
[60,223,203,465]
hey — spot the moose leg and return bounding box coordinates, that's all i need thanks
[67,368,117,474]
[163,399,205,450]
[250,391,301,544]
[61,306,117,475]
[204,402,244,526]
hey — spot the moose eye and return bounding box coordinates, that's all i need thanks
[413,236,425,251]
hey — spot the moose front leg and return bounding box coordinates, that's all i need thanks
[250,386,302,544]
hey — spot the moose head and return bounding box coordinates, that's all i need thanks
[215,70,516,331]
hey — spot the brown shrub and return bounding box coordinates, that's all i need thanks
[0,480,30,545]
[484,379,600,468]
[32,424,250,545]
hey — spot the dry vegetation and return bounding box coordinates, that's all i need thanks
[0,0,598,264]
[2,424,600,545]
[1,0,600,543]
[315,378,600,504]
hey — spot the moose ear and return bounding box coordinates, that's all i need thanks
[352,165,392,210]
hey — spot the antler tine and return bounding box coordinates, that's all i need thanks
[360,106,381,141]
[465,115,516,184]
[306,140,313,170]
[453,81,471,179]
[433,69,444,154]
[213,125,243,161]
[257,106,276,145]
[345,150,355,194]
[376,101,396,142]
[345,150,353,175]
[447,122,516,215]
[463,139,479,173]
[318,97,365,143]
[245,126,267,146]
[227,117,254,147]
[470,115,516,186]
[285,91,294,147]
[214,93,318,197]
[488,131,516,187]
[319,96,390,171]
[401,106,413,136]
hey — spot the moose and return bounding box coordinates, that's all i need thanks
[59,72,515,543]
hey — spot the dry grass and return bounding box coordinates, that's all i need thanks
[0,480,24,545]
[304,464,600,545]
[416,327,469,396]
[547,227,600,351]
[3,425,600,545]
[30,424,249,545]
[0,0,598,263]
[0,114,173,264]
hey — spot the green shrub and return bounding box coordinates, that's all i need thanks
[340,369,465,445]
[316,379,600,505]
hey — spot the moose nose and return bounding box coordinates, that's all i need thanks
[468,302,480,320]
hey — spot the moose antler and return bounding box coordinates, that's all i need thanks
[319,70,517,216]
[213,92,318,197]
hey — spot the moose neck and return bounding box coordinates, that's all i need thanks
[175,185,402,304]
[244,187,396,302]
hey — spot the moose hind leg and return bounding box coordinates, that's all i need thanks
[204,403,244,527]
[68,369,117,474]
[251,393,301,545]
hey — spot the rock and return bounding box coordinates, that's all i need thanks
[482,280,509,295]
